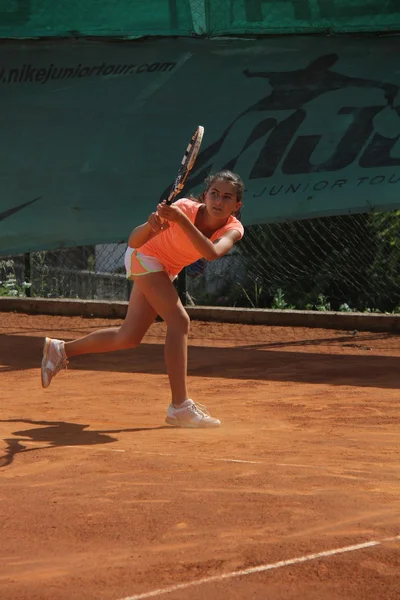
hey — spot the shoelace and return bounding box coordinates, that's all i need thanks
[189,402,210,418]
[52,358,69,376]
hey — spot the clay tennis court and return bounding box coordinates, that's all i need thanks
[1,311,399,600]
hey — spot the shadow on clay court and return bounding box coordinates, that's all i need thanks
[0,418,169,467]
[1,333,400,389]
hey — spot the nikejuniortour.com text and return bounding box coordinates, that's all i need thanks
[0,61,176,85]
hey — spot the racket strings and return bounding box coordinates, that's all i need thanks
[166,125,204,205]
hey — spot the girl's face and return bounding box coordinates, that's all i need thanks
[203,179,242,220]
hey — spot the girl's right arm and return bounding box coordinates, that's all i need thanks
[128,212,170,248]
[128,222,153,248]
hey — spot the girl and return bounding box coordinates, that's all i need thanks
[41,170,245,428]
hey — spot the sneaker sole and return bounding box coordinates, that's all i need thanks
[41,337,51,389]
[165,416,221,428]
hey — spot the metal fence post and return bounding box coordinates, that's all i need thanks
[177,267,187,306]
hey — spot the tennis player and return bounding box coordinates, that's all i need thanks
[41,170,245,428]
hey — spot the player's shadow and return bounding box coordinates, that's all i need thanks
[2,333,400,388]
[0,418,168,468]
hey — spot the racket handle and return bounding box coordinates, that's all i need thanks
[166,189,178,205]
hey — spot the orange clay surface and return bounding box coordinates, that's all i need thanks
[1,311,400,600]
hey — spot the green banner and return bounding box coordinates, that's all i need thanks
[206,0,400,35]
[1,36,400,254]
[1,0,400,39]
[0,0,194,38]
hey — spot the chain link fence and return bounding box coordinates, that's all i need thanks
[2,210,400,314]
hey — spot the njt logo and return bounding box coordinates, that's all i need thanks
[183,55,400,192]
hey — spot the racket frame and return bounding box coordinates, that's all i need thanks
[166,125,204,205]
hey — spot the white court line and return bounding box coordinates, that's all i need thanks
[214,458,263,464]
[130,451,261,464]
[64,446,125,452]
[276,462,333,469]
[61,448,356,469]
[130,451,262,464]
[59,448,259,461]
[55,448,368,472]
[118,535,400,600]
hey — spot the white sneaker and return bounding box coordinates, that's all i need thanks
[165,399,221,428]
[41,337,69,389]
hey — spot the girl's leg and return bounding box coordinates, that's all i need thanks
[132,272,190,405]
[65,284,158,358]
[41,284,157,389]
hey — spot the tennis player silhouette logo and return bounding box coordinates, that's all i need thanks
[166,53,400,198]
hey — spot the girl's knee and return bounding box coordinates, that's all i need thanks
[182,312,190,334]
[169,311,190,334]
[117,327,143,349]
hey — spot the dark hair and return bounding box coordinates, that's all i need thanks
[195,170,245,220]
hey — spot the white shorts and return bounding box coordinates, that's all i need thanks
[125,247,176,281]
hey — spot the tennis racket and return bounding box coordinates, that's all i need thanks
[166,125,204,205]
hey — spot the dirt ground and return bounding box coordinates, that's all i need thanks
[1,311,399,600]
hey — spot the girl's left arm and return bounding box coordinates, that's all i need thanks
[174,211,241,260]
[157,201,242,260]
[211,230,243,259]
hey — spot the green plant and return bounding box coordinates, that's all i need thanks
[315,294,331,311]
[32,251,50,296]
[271,288,294,310]
[240,281,264,308]
[339,303,352,312]
[87,254,95,272]
[0,260,31,297]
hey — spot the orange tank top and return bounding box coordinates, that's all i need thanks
[138,198,244,276]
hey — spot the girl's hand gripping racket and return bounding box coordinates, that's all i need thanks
[165,125,204,205]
